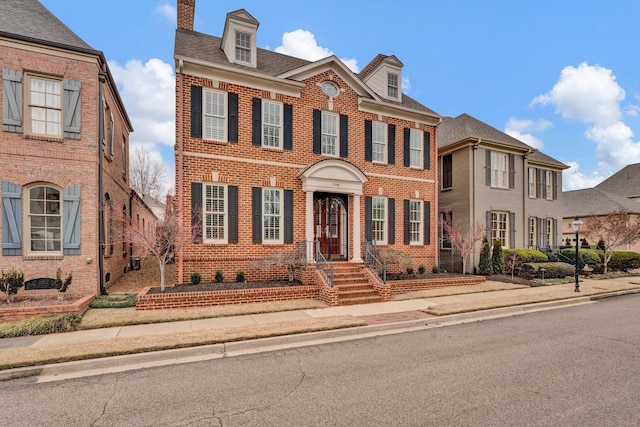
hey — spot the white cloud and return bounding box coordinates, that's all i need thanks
[533,62,640,175]
[108,58,175,193]
[274,29,359,72]
[504,118,552,149]
[402,76,411,94]
[154,3,176,23]
[562,161,606,191]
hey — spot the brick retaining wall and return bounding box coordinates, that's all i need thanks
[0,295,94,323]
[390,276,485,294]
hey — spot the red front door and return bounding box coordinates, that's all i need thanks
[314,195,346,260]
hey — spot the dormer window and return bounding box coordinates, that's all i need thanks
[235,32,251,63]
[387,73,399,99]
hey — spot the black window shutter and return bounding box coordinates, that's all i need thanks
[542,169,548,199]
[227,92,238,143]
[423,132,431,170]
[228,186,238,243]
[485,149,492,186]
[552,171,558,200]
[190,86,202,138]
[403,128,410,167]
[508,154,515,189]
[191,183,202,243]
[424,201,431,245]
[252,98,262,146]
[252,187,262,243]
[537,168,543,198]
[364,120,373,161]
[486,210,493,242]
[509,212,516,248]
[403,200,410,245]
[388,198,395,245]
[388,124,396,164]
[284,190,293,243]
[339,114,348,158]
[284,104,293,150]
[552,219,558,246]
[537,217,544,248]
[365,196,372,241]
[312,109,321,154]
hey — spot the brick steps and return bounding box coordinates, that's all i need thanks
[331,263,383,305]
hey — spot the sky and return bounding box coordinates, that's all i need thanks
[40,0,640,194]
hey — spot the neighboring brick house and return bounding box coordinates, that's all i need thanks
[438,113,568,272]
[0,0,155,297]
[562,163,640,252]
[174,2,441,285]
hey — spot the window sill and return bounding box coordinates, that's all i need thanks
[441,187,452,192]
[203,139,228,145]
[25,254,63,261]
[25,134,64,144]
[261,145,283,152]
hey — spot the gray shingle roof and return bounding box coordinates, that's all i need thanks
[0,0,94,52]
[563,187,640,217]
[527,149,568,169]
[438,113,532,150]
[595,163,640,198]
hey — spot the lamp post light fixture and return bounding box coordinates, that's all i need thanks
[571,216,584,292]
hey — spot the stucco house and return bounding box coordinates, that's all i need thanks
[0,0,156,297]
[438,113,568,272]
[173,1,441,301]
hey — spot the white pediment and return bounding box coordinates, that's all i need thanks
[297,159,368,195]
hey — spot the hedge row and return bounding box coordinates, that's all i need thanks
[518,262,575,280]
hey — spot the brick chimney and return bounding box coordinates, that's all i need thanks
[177,0,195,30]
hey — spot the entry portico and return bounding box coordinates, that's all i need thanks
[298,159,368,263]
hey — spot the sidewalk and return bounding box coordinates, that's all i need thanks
[1,276,639,379]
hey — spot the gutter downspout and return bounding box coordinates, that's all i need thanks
[129,190,134,268]
[433,119,441,268]
[98,65,108,295]
[177,59,185,283]
[471,138,481,270]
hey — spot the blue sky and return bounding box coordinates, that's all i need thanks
[41,0,640,193]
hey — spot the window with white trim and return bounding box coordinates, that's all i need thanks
[409,128,422,168]
[204,183,227,243]
[203,89,226,141]
[529,217,536,248]
[372,196,387,244]
[409,200,422,244]
[235,32,251,63]
[528,167,536,198]
[262,100,282,148]
[321,111,338,156]
[388,72,398,98]
[545,218,552,246]
[27,184,61,253]
[263,188,282,243]
[491,152,508,188]
[372,121,387,163]
[545,170,553,200]
[491,211,508,247]
[28,75,62,137]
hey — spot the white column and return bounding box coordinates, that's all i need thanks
[351,194,362,262]
[305,191,314,263]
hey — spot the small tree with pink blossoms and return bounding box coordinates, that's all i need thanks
[442,215,487,275]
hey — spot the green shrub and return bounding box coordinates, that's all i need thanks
[215,270,224,283]
[406,267,414,275]
[596,239,606,251]
[236,270,245,282]
[0,268,24,303]
[89,293,136,308]
[492,240,505,275]
[0,314,81,338]
[432,265,441,274]
[418,265,426,274]
[580,238,590,249]
[190,271,201,285]
[560,248,603,273]
[518,262,575,280]
[607,251,640,272]
[478,237,493,275]
[503,248,548,263]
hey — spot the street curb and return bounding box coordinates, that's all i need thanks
[1,289,637,382]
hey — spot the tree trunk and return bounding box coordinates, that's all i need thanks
[158,257,166,291]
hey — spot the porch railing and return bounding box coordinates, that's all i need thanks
[364,241,386,283]
[315,240,334,287]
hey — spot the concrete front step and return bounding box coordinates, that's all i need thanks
[337,295,384,305]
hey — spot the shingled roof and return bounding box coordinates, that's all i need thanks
[595,163,640,199]
[0,0,95,53]
[438,113,532,150]
[564,187,640,217]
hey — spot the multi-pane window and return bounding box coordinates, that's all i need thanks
[545,170,553,200]
[491,152,508,188]
[263,188,282,243]
[262,100,282,148]
[491,211,508,247]
[545,218,552,247]
[371,196,387,244]
[204,184,226,243]
[528,167,536,197]
[203,89,226,141]
[442,154,453,189]
[372,122,386,163]
[387,73,398,98]
[29,76,61,137]
[321,111,338,156]
[529,217,536,248]
[409,129,422,168]
[441,211,452,249]
[409,200,422,244]
[28,185,61,253]
[235,32,251,63]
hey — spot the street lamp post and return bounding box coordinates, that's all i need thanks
[571,216,584,292]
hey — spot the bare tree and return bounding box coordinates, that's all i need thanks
[129,146,166,200]
[250,250,307,282]
[582,211,640,273]
[442,216,487,274]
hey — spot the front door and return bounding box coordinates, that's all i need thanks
[314,194,348,260]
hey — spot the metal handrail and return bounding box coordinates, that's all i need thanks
[315,240,334,287]
[364,241,386,283]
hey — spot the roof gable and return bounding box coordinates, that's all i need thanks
[595,163,640,198]
[438,113,533,151]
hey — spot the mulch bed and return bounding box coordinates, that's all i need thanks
[386,272,464,281]
[147,279,306,294]
[0,296,77,308]
[487,274,539,287]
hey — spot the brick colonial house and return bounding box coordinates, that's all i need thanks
[174,1,441,289]
[0,0,156,298]
[438,113,568,273]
